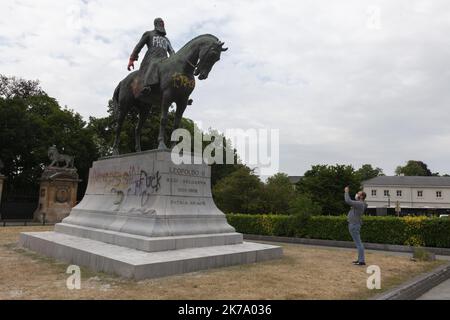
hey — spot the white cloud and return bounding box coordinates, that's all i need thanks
[2,0,450,176]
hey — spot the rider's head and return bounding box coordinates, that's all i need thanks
[154,18,166,36]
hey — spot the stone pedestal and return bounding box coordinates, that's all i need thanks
[20,149,282,279]
[0,174,5,206]
[34,167,80,224]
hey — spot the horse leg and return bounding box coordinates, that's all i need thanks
[158,97,171,150]
[112,110,126,155]
[135,106,150,152]
[173,101,187,131]
[171,101,188,148]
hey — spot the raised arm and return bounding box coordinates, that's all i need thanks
[344,186,365,208]
[345,192,359,206]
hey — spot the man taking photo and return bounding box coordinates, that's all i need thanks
[344,186,368,266]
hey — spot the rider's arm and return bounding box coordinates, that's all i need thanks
[167,38,175,56]
[130,32,149,61]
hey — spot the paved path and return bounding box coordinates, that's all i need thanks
[418,278,450,300]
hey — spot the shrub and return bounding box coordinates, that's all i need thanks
[412,247,436,261]
[226,214,450,248]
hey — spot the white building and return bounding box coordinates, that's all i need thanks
[362,176,450,214]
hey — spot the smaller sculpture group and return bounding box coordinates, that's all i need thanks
[48,146,74,168]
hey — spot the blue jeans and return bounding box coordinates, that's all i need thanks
[348,223,365,263]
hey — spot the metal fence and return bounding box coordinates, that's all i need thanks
[0,185,38,220]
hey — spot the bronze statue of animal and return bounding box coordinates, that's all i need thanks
[48,146,74,168]
[111,34,227,154]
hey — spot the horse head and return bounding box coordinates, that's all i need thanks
[194,40,228,80]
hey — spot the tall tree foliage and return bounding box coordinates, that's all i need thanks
[355,164,384,182]
[213,167,264,213]
[395,160,437,176]
[295,164,360,215]
[262,173,296,214]
[0,75,44,99]
[0,75,98,198]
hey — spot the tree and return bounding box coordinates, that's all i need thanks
[395,160,434,176]
[295,164,360,215]
[288,193,322,217]
[202,127,244,187]
[261,173,296,214]
[212,167,264,213]
[355,164,384,183]
[0,74,44,99]
[0,75,98,198]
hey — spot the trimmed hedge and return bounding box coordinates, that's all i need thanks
[226,214,450,248]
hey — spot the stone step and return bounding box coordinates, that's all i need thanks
[19,231,283,280]
[55,223,243,252]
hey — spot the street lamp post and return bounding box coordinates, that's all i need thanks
[395,201,401,217]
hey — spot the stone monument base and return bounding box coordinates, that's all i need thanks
[34,166,80,224]
[20,231,280,280]
[20,149,282,279]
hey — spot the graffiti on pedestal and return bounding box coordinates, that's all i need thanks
[92,166,161,209]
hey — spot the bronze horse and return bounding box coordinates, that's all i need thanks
[111,34,228,154]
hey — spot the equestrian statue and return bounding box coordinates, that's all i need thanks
[112,17,228,154]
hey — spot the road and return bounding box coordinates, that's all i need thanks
[418,278,450,300]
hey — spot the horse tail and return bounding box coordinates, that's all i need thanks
[111,82,121,123]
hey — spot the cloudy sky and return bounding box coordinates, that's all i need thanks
[2,0,450,177]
